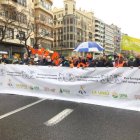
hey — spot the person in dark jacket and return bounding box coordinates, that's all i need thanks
[20,53,30,65]
[95,56,106,67]
[12,55,20,64]
[104,56,114,67]
[134,56,140,67]
[127,56,135,67]
[60,57,70,67]
[44,55,53,66]
[0,54,10,64]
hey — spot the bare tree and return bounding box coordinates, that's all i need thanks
[16,9,34,56]
[33,12,52,49]
[0,1,19,42]
[0,1,34,56]
[0,0,52,56]
[16,8,50,55]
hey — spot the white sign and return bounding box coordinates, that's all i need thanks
[1,64,140,111]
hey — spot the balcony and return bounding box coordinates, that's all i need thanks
[76,25,82,29]
[1,0,27,8]
[95,22,100,26]
[37,35,54,42]
[1,0,17,8]
[47,0,53,5]
[95,36,101,40]
[36,19,53,28]
[35,3,53,17]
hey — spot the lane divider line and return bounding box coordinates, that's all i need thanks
[0,99,46,120]
[44,108,74,126]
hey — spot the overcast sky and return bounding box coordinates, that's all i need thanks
[53,0,140,39]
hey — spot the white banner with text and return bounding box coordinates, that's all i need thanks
[0,64,140,111]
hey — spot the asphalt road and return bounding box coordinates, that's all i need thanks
[0,94,140,140]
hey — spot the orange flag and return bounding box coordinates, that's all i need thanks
[41,48,45,53]
[44,50,50,57]
[31,48,38,54]
[51,52,59,60]
[37,49,42,55]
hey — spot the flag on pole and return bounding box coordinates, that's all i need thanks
[121,35,140,52]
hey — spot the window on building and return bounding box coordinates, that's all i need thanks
[0,26,3,37]
[67,18,69,24]
[64,27,66,32]
[70,42,73,48]
[19,31,25,40]
[54,21,56,25]
[70,18,73,24]
[67,34,69,40]
[16,0,27,7]
[73,5,75,12]
[40,0,52,10]
[4,11,9,18]
[67,27,69,32]
[6,28,14,39]
[16,31,25,40]
[61,35,63,40]
[17,13,27,24]
[64,35,66,40]
[54,15,57,21]
[89,33,92,39]
[67,42,69,48]
[65,4,68,10]
[63,19,66,25]
[70,34,73,40]
[30,38,34,46]
[70,26,73,32]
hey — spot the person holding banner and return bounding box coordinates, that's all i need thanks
[127,55,135,67]
[134,54,140,67]
[114,54,127,67]
[20,53,30,65]
[0,54,10,64]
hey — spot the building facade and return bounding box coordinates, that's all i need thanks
[94,18,105,47]
[0,0,54,57]
[52,0,94,56]
[0,0,33,57]
[111,24,121,53]
[104,24,115,55]
[34,0,53,49]
[94,18,121,55]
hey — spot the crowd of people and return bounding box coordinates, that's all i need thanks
[0,52,140,67]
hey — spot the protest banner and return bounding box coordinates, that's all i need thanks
[1,64,140,111]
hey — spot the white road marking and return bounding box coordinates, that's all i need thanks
[0,99,46,120]
[44,108,73,126]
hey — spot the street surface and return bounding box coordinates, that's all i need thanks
[0,94,140,140]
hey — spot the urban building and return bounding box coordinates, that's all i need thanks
[0,0,54,57]
[34,0,53,49]
[111,24,121,53]
[52,0,94,56]
[94,17,105,47]
[0,0,33,57]
[104,24,114,55]
[0,0,121,57]
[94,19,121,55]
